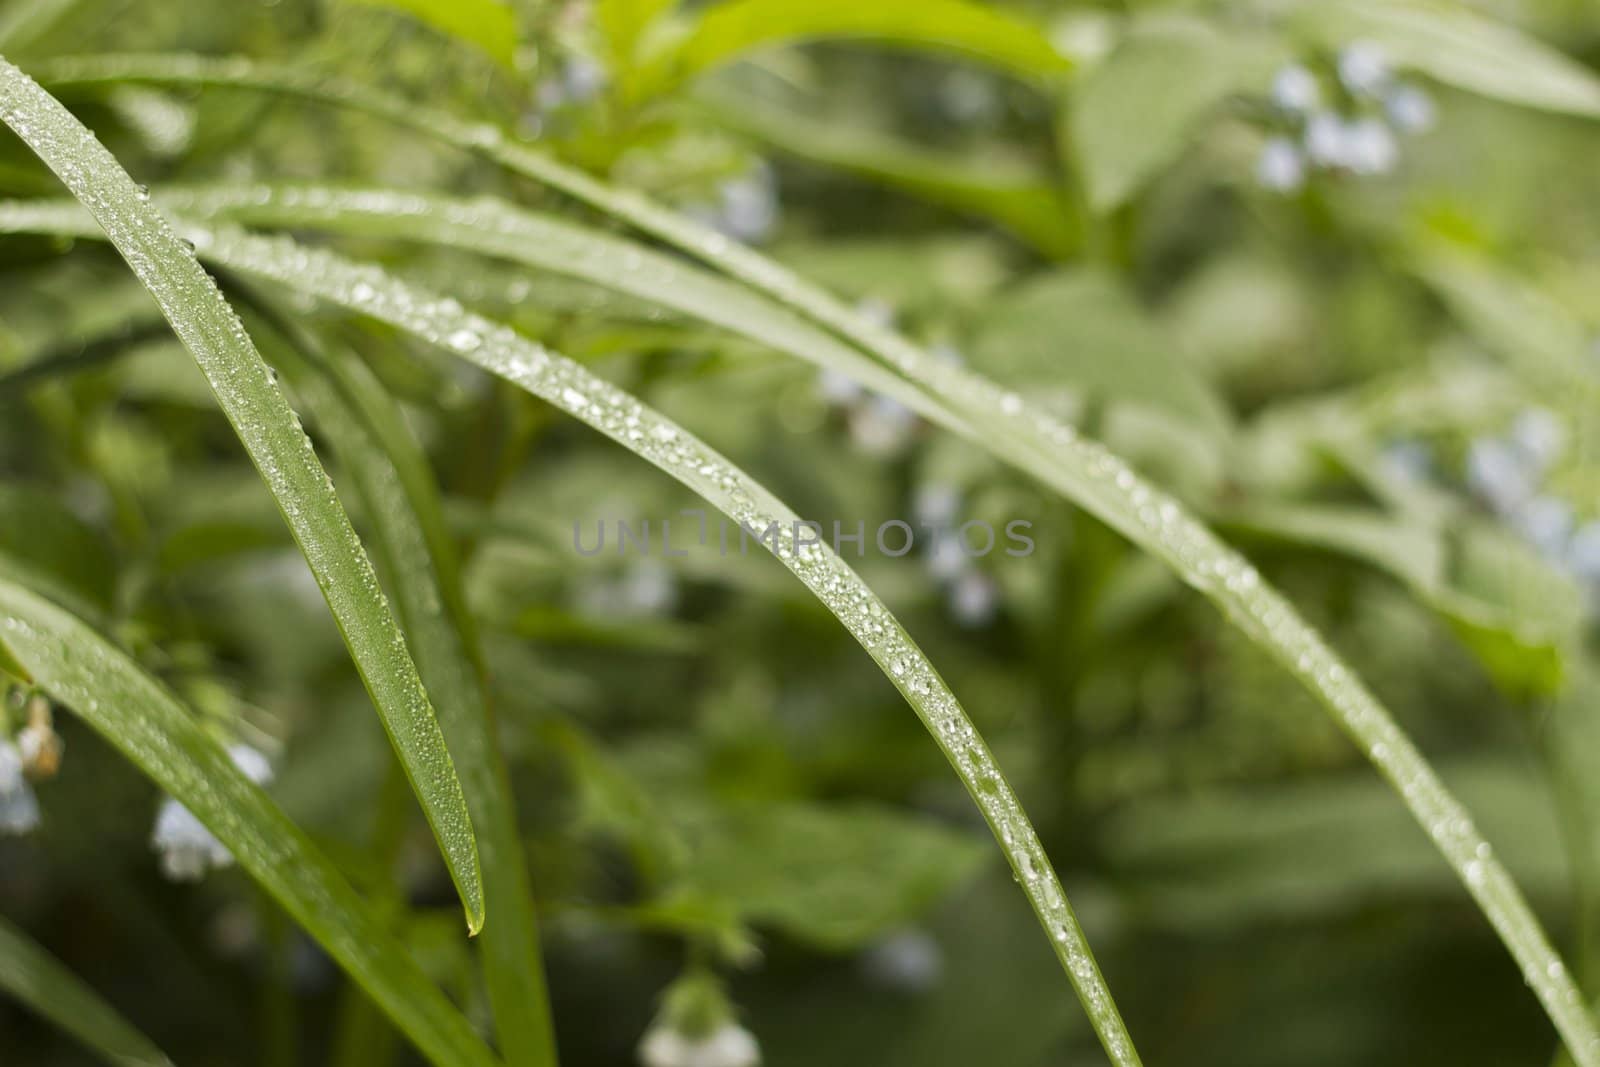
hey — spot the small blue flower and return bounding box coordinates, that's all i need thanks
[1337,41,1392,98]
[152,744,273,881]
[1511,408,1565,471]
[949,570,1000,628]
[1385,84,1436,134]
[0,741,40,835]
[1256,137,1306,193]
[1343,117,1399,176]
[1304,112,1350,169]
[849,395,918,456]
[1514,495,1573,559]
[1466,438,1534,514]
[1270,65,1321,115]
[860,928,944,992]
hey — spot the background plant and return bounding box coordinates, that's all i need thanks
[2,1,1600,1066]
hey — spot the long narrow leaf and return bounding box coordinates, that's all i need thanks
[0,913,173,1067]
[0,578,501,1067]
[240,299,556,1067]
[0,56,485,934]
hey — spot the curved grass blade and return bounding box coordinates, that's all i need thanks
[18,53,1600,1061]
[149,182,971,437]
[0,578,501,1067]
[237,297,555,1067]
[99,221,1138,1067]
[0,57,485,934]
[0,913,173,1067]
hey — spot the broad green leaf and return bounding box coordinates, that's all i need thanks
[245,307,555,1067]
[1105,759,1570,926]
[1290,0,1600,118]
[0,58,484,934]
[0,577,499,1067]
[599,0,677,68]
[1412,249,1600,407]
[24,54,1600,1064]
[1220,503,1580,698]
[634,0,1070,96]
[0,0,79,52]
[698,90,1079,258]
[1069,17,1285,211]
[1218,502,1446,592]
[0,914,172,1067]
[664,801,987,950]
[1433,523,1584,699]
[345,0,517,69]
[0,482,116,618]
[970,267,1230,433]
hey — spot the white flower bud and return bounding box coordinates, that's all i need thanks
[950,570,1000,628]
[1466,438,1534,514]
[0,741,40,835]
[1514,495,1573,559]
[152,744,272,881]
[1256,137,1306,193]
[861,929,944,992]
[1270,64,1321,114]
[816,368,863,406]
[1304,112,1349,169]
[1343,117,1398,176]
[1511,408,1565,471]
[639,1022,760,1067]
[849,395,917,456]
[1568,521,1600,582]
[1337,41,1391,97]
[1385,84,1436,133]
[913,483,962,530]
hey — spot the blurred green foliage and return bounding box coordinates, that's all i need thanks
[3,0,1600,1065]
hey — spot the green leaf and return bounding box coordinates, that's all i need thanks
[0,914,173,1067]
[970,267,1230,433]
[148,223,1140,1066]
[1218,502,1446,592]
[1220,502,1580,698]
[244,304,555,1067]
[1290,0,1600,118]
[148,182,970,440]
[635,0,1070,96]
[598,0,677,68]
[0,58,484,935]
[0,482,117,618]
[0,0,80,53]
[1069,16,1285,211]
[1411,249,1600,408]
[344,0,517,69]
[665,801,988,950]
[0,577,499,1067]
[697,90,1079,258]
[1432,523,1584,699]
[24,54,1600,1063]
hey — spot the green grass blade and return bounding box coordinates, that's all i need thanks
[134,222,1138,1066]
[0,578,501,1067]
[239,299,556,1067]
[149,182,970,436]
[18,52,1600,1061]
[0,56,485,935]
[0,913,173,1067]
